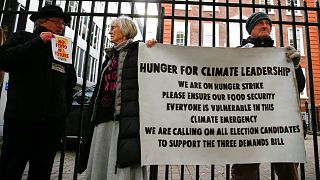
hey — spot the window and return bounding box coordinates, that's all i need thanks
[90,24,95,47]
[79,16,83,37]
[203,23,220,47]
[288,27,304,55]
[176,31,185,46]
[44,1,51,6]
[80,15,89,40]
[91,58,98,82]
[88,57,98,82]
[89,23,99,49]
[108,2,119,13]
[259,0,275,14]
[121,2,132,14]
[96,28,101,49]
[53,0,62,6]
[68,1,74,13]
[286,0,301,15]
[86,56,92,81]
[68,2,77,29]
[77,48,84,78]
[93,27,100,49]
[175,0,219,11]
[270,28,276,45]
[174,0,188,10]
[229,21,249,47]
[202,0,219,11]
[74,47,80,76]
[80,55,97,83]
[14,4,24,32]
[174,22,190,46]
[145,18,158,41]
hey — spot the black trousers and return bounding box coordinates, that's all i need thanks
[0,118,64,180]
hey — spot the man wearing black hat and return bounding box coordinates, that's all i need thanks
[231,12,305,180]
[0,5,76,179]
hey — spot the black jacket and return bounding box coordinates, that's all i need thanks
[0,27,77,120]
[241,36,305,93]
[113,41,140,168]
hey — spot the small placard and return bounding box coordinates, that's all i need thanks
[51,35,72,64]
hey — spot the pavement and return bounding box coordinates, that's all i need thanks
[21,134,319,180]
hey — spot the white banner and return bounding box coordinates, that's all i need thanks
[138,43,306,165]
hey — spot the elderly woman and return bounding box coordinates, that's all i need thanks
[83,16,156,180]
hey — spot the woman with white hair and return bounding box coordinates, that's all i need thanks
[82,16,156,180]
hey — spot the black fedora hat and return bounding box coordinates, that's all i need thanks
[30,5,71,23]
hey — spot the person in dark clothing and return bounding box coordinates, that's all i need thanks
[0,5,76,180]
[231,12,305,180]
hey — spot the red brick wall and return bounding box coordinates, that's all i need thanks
[162,4,172,44]
[306,0,320,103]
[306,0,320,130]
[162,1,307,47]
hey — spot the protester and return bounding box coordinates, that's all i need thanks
[78,16,156,180]
[0,5,76,180]
[231,11,305,180]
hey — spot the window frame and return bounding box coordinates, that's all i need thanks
[259,0,275,14]
[288,27,304,56]
[203,22,220,47]
[286,0,302,16]
[174,21,190,46]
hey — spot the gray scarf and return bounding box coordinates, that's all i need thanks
[105,39,134,58]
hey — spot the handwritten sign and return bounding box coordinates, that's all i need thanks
[51,35,72,64]
[138,43,305,165]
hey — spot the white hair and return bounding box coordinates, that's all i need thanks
[111,16,137,39]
